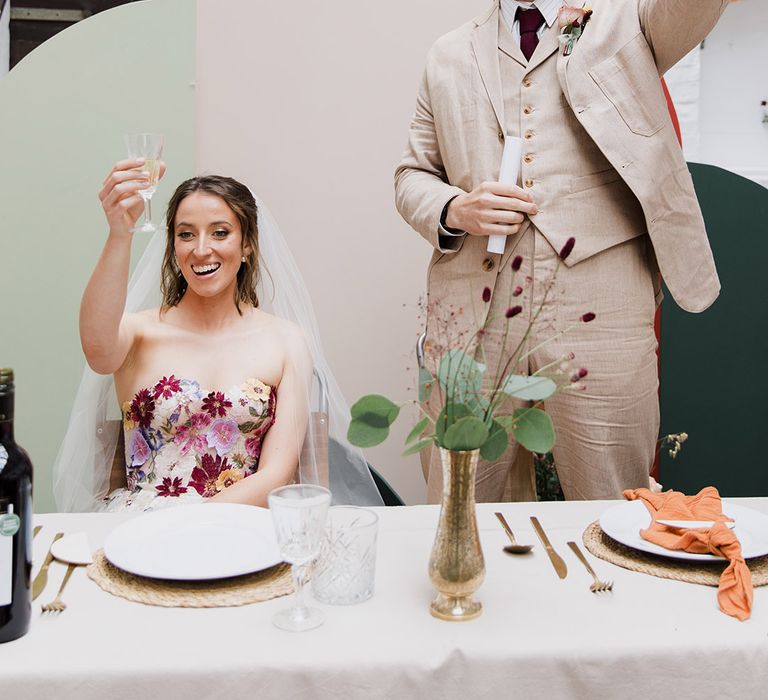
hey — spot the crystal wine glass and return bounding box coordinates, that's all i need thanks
[124,132,164,233]
[268,484,331,632]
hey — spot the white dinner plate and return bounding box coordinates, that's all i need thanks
[104,503,282,580]
[599,500,768,561]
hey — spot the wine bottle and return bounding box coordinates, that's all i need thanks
[0,369,33,643]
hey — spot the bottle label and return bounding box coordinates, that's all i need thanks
[0,445,7,475]
[0,514,20,537]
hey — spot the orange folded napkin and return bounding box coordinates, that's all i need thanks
[623,486,752,621]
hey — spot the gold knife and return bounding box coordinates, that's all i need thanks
[530,516,567,579]
[32,532,64,600]
[33,525,42,539]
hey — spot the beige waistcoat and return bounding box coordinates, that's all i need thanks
[496,12,646,262]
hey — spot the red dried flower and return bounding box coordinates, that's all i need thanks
[155,476,188,498]
[482,287,492,303]
[152,375,182,400]
[559,237,576,261]
[512,285,523,297]
[511,255,523,271]
[202,391,233,418]
[580,312,596,323]
[128,388,155,429]
[570,368,588,382]
[190,453,230,497]
[505,305,523,319]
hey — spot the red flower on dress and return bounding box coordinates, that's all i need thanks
[129,389,155,429]
[189,453,230,497]
[267,386,277,421]
[155,476,188,498]
[152,375,182,400]
[202,391,233,418]
[245,435,263,461]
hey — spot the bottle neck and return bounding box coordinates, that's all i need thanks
[0,392,14,442]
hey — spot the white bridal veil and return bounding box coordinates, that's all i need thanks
[52,192,384,511]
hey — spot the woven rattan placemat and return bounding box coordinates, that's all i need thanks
[583,521,768,587]
[87,549,293,607]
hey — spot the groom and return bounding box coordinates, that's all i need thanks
[395,0,727,502]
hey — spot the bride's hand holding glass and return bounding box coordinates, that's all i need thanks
[97,159,167,238]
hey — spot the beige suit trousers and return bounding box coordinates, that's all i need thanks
[425,227,660,503]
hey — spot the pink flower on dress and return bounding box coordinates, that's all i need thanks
[129,388,155,429]
[155,476,187,497]
[190,411,212,431]
[245,435,262,460]
[202,391,232,418]
[127,429,150,467]
[207,418,240,456]
[175,412,214,456]
[174,424,192,454]
[190,453,230,497]
[192,434,209,455]
[152,375,182,400]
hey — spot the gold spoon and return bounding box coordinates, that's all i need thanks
[495,512,534,554]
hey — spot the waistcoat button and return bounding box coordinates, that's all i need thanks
[481,257,495,272]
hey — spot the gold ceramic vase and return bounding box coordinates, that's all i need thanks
[428,447,485,621]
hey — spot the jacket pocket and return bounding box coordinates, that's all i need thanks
[589,32,666,137]
[570,167,622,193]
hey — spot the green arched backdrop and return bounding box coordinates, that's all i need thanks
[659,163,768,496]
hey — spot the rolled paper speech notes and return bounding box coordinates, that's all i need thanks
[487,135,523,255]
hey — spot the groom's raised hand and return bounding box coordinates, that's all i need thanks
[445,181,538,238]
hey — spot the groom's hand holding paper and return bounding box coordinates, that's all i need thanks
[443,136,537,250]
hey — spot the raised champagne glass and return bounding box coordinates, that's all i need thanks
[124,133,164,233]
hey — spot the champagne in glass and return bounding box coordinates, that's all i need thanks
[124,133,164,233]
[269,484,331,632]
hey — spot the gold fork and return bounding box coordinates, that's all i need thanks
[40,563,77,614]
[567,541,613,593]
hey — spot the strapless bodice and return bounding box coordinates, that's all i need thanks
[105,375,276,511]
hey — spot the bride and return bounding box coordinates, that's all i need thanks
[54,159,382,511]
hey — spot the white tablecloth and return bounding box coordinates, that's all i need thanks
[3,500,768,699]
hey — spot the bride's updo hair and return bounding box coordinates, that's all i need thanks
[161,175,260,312]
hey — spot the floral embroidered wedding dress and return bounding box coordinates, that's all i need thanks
[104,375,276,511]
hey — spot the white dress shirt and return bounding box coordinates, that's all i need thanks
[500,0,559,40]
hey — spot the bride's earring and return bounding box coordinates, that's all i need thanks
[241,255,247,264]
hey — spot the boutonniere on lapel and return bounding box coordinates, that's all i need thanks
[557,4,593,56]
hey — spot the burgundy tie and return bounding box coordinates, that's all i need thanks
[516,6,546,61]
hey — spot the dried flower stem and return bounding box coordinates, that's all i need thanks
[484,258,563,420]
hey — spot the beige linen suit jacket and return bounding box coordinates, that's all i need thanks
[395,0,726,335]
